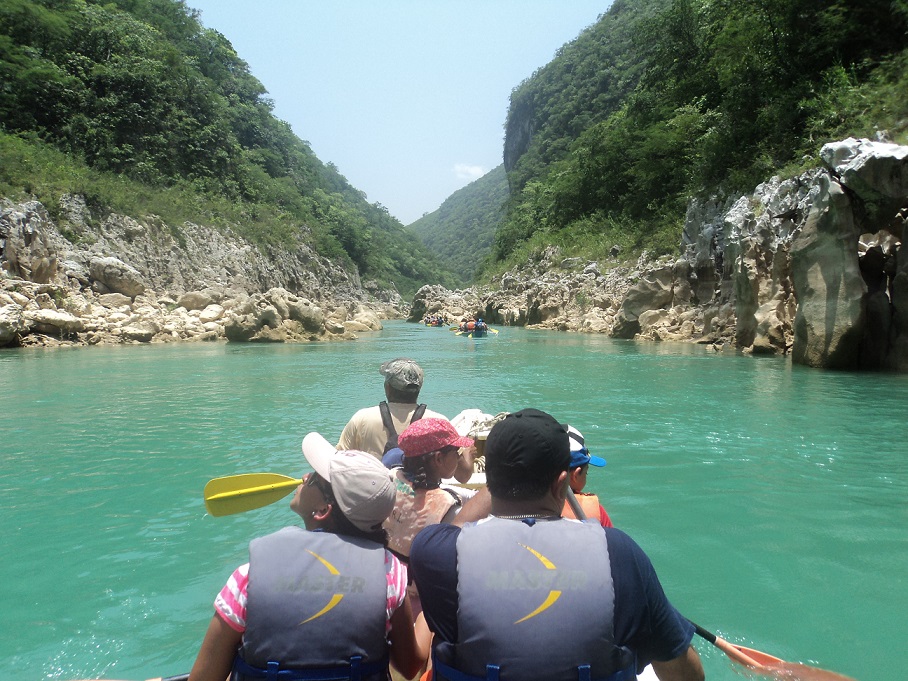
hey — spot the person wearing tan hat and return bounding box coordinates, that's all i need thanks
[188,435,428,681]
[336,358,474,482]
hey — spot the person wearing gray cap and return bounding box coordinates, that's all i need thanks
[337,358,446,457]
[188,435,428,681]
[337,358,475,483]
[409,408,704,681]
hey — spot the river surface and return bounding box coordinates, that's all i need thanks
[3,320,905,681]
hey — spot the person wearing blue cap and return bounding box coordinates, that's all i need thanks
[561,425,614,527]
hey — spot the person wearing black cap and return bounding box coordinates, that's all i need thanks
[409,408,704,681]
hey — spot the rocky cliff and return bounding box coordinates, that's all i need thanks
[0,196,403,347]
[411,138,908,372]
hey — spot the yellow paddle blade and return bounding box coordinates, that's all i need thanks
[489,327,499,334]
[204,473,302,517]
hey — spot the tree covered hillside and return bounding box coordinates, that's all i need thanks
[0,0,457,297]
[407,165,507,287]
[490,0,908,274]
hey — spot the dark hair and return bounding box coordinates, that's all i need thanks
[402,452,439,490]
[385,384,420,403]
[314,474,389,546]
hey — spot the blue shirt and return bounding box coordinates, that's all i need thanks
[410,520,694,669]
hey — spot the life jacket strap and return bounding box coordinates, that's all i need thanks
[232,654,388,681]
[380,401,427,453]
[432,654,636,681]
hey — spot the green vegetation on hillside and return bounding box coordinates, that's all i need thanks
[407,165,508,287]
[490,0,908,276]
[0,0,456,296]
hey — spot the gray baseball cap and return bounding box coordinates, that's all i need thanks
[379,358,424,391]
[302,433,396,532]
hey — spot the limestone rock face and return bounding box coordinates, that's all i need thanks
[89,257,147,298]
[790,174,867,368]
[0,197,402,347]
[416,138,908,371]
[0,303,28,344]
[0,202,60,283]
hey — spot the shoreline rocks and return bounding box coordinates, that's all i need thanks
[0,198,402,348]
[412,137,907,372]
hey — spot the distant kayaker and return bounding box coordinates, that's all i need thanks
[561,424,614,527]
[409,409,705,681]
[337,358,473,482]
[188,436,429,681]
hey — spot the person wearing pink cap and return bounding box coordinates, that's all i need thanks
[188,435,428,681]
[384,418,477,564]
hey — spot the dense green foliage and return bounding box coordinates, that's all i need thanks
[491,0,908,274]
[407,165,508,287]
[0,0,456,296]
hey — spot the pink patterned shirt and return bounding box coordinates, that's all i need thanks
[214,548,408,634]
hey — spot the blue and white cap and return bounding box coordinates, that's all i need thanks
[566,425,606,468]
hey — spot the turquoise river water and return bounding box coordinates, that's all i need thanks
[2,320,906,681]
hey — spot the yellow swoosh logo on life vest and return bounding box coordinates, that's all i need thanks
[514,543,561,624]
[298,549,343,624]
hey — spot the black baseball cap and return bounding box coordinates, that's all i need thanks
[484,408,571,482]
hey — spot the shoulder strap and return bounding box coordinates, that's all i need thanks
[380,402,428,454]
[379,401,398,454]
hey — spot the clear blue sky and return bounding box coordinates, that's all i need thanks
[187,1,611,225]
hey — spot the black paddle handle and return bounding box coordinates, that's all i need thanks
[687,620,717,645]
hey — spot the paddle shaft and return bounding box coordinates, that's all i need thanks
[688,621,766,669]
[566,487,590,521]
[567,489,768,671]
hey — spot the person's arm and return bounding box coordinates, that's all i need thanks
[388,592,430,679]
[651,645,704,681]
[599,504,613,528]
[453,445,475,483]
[450,486,490,526]
[188,614,242,681]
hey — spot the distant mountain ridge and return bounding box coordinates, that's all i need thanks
[407,165,507,287]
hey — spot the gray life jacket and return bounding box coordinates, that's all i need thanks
[235,527,390,681]
[433,517,636,681]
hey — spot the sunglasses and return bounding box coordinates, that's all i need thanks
[305,472,334,500]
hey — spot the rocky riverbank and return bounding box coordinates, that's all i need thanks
[0,196,403,348]
[411,138,908,371]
